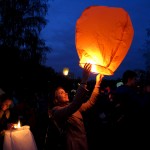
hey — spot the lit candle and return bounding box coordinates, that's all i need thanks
[14,120,21,129]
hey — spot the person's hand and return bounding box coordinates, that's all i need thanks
[7,123,14,130]
[81,63,92,84]
[95,74,104,87]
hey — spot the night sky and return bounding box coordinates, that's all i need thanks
[41,0,150,79]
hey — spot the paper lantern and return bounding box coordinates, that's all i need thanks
[3,126,37,150]
[63,67,69,76]
[75,6,134,75]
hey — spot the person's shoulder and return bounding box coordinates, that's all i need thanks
[52,103,69,110]
[51,105,62,112]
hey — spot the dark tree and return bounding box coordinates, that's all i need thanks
[0,0,51,89]
[0,0,50,65]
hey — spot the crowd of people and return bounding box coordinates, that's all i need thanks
[0,63,150,150]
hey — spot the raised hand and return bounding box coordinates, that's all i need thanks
[81,63,92,84]
[95,74,104,87]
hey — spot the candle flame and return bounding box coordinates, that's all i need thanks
[91,65,97,73]
[14,120,21,128]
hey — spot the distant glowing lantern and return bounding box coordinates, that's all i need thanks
[75,6,134,75]
[63,67,69,76]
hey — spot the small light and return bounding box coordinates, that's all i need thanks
[63,67,69,76]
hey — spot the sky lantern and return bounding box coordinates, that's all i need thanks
[75,6,134,75]
[63,67,69,76]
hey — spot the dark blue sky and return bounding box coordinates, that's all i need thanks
[41,0,150,79]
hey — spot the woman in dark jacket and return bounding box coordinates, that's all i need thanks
[50,63,103,150]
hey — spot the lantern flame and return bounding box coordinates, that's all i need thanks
[80,63,98,74]
[14,120,21,128]
[91,65,97,73]
[86,60,97,73]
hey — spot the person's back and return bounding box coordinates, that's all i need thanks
[114,70,140,126]
[110,70,142,148]
[115,84,140,128]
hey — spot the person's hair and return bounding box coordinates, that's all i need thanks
[1,98,13,109]
[122,70,137,84]
[0,94,13,107]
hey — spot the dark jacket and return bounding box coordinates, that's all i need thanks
[112,85,141,129]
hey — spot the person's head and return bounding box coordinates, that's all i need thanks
[122,70,137,86]
[53,87,69,106]
[1,99,13,111]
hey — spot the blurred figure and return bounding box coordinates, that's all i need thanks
[111,70,142,148]
[46,63,103,150]
[113,70,139,126]
[0,97,13,149]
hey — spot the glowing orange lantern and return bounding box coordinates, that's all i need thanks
[75,6,134,75]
